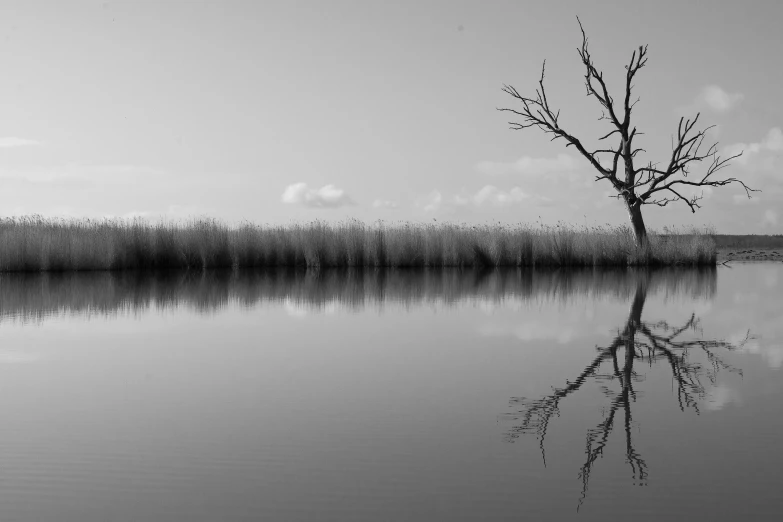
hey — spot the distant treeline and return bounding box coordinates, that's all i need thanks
[712,235,783,249]
[0,217,717,271]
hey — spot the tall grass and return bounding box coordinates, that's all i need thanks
[0,216,716,272]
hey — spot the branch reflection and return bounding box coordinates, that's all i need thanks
[503,269,749,509]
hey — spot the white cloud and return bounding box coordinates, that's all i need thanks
[166,204,217,218]
[720,281,783,370]
[372,199,398,209]
[281,182,353,208]
[695,85,744,113]
[762,127,783,151]
[0,137,41,148]
[761,209,778,228]
[422,186,551,214]
[722,128,782,219]
[702,186,714,199]
[733,193,759,205]
[475,302,618,345]
[706,384,742,412]
[479,321,577,344]
[706,124,722,139]
[0,351,44,363]
[726,127,783,166]
[734,336,783,369]
[94,204,217,222]
[764,346,783,369]
[421,190,442,213]
[476,153,580,177]
[0,164,165,184]
[471,185,529,206]
[120,210,153,219]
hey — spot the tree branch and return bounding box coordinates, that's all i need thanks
[499,16,756,222]
[636,115,759,210]
[498,61,624,189]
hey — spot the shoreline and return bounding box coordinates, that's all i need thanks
[717,248,783,263]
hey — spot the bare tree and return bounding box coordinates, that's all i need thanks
[502,273,749,509]
[499,18,757,246]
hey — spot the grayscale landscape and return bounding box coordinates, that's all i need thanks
[0,1,781,520]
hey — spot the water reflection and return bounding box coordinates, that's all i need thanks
[0,267,716,322]
[0,266,776,521]
[503,270,750,509]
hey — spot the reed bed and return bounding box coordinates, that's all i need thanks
[0,216,716,272]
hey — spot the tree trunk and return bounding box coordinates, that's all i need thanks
[620,274,648,381]
[627,275,647,330]
[626,201,648,248]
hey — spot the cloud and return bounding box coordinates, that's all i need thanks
[0,137,41,148]
[734,336,783,369]
[680,185,714,203]
[722,128,782,220]
[281,182,353,208]
[470,185,530,206]
[706,384,742,412]
[421,186,552,214]
[478,321,578,344]
[733,193,759,205]
[421,190,442,213]
[119,210,153,219]
[476,153,580,177]
[764,127,783,151]
[372,199,398,209]
[0,164,165,184]
[476,302,621,345]
[0,351,44,363]
[762,209,778,228]
[164,204,218,218]
[695,85,744,113]
[64,204,217,222]
[763,346,783,368]
[725,127,783,166]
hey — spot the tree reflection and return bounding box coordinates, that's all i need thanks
[0,267,716,322]
[504,271,750,509]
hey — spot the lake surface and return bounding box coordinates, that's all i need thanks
[0,265,781,521]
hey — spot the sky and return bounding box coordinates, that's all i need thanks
[0,0,781,233]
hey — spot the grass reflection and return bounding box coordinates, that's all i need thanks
[0,267,716,322]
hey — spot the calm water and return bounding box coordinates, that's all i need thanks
[0,265,781,521]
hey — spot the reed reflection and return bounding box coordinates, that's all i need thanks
[0,268,717,322]
[503,269,749,509]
